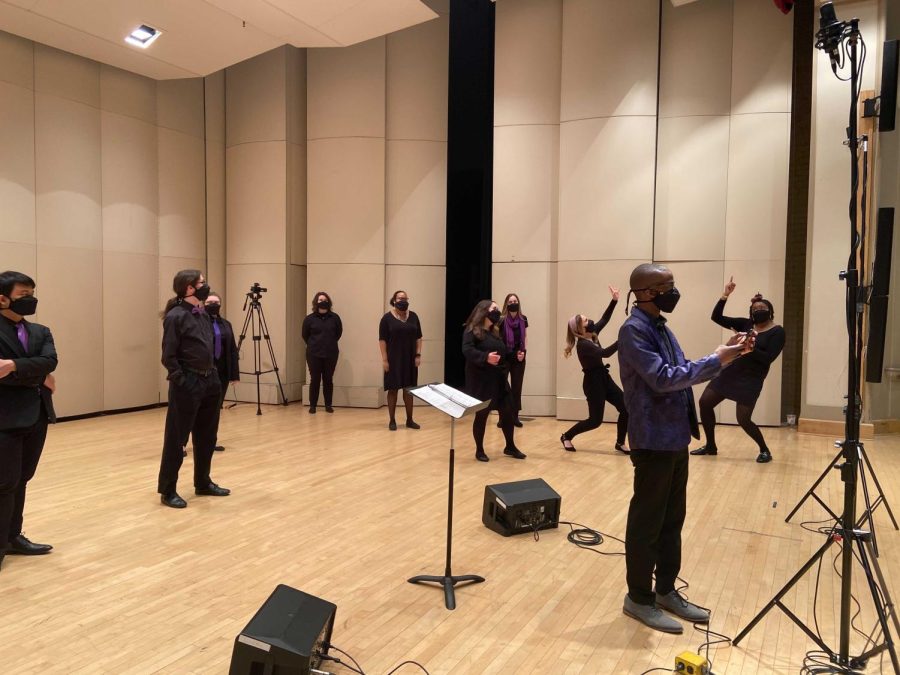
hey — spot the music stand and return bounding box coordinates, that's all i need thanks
[407,383,490,610]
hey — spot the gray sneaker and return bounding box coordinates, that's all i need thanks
[623,595,683,634]
[656,590,710,623]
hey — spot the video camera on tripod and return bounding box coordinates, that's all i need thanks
[244,282,268,308]
[236,281,288,414]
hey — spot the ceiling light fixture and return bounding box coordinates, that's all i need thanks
[125,24,162,49]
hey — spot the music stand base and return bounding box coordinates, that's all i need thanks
[408,574,485,610]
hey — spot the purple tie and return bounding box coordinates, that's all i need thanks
[16,322,27,351]
[213,320,222,360]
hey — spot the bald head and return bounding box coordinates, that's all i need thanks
[630,263,672,291]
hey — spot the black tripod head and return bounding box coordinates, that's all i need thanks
[243,282,268,310]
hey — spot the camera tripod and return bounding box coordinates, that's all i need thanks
[236,283,288,415]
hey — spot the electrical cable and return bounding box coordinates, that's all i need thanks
[319,644,432,675]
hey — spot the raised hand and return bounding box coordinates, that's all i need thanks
[723,276,736,297]
[609,285,620,301]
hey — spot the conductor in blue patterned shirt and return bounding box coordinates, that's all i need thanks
[617,263,751,634]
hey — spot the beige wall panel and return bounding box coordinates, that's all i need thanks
[560,0,658,121]
[307,137,385,265]
[225,47,287,147]
[493,125,558,263]
[204,71,226,142]
[206,139,226,299]
[37,245,102,417]
[655,115,729,261]
[0,30,33,89]
[306,263,385,394]
[100,112,158,256]
[385,140,447,266]
[34,93,101,250]
[286,48,307,146]
[385,264,445,385]
[158,128,206,261]
[0,242,36,278]
[0,81,35,244]
[286,263,307,388]
[493,261,556,416]
[494,0,561,127]
[730,0,792,115]
[724,113,789,261]
[386,16,449,140]
[226,141,287,265]
[156,78,204,139]
[289,142,307,266]
[558,116,656,261]
[102,251,158,409]
[658,0,732,118]
[34,44,99,108]
[99,65,156,124]
[158,255,207,400]
[307,38,385,140]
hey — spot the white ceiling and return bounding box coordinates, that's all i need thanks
[0,0,439,80]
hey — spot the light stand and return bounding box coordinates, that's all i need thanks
[236,283,289,415]
[734,4,899,669]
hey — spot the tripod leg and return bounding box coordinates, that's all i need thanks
[255,303,289,406]
[861,446,900,530]
[853,538,900,672]
[786,448,843,523]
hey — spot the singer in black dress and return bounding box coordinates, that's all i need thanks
[378,290,422,430]
[691,278,785,463]
[462,299,526,462]
[560,286,629,453]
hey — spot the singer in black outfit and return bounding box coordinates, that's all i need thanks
[379,290,422,430]
[302,291,342,414]
[497,293,527,428]
[158,270,230,509]
[205,293,239,452]
[560,286,629,454]
[462,300,526,462]
[0,271,57,571]
[691,277,785,463]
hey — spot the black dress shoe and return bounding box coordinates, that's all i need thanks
[195,483,231,496]
[690,445,717,456]
[514,419,523,428]
[503,447,527,459]
[389,420,397,431]
[475,450,489,462]
[161,493,187,508]
[560,434,576,452]
[615,443,631,454]
[214,445,225,452]
[756,449,773,463]
[406,420,421,430]
[8,534,53,555]
[309,406,317,414]
[325,406,334,413]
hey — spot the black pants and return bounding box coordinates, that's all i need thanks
[217,366,230,410]
[472,395,517,454]
[158,373,222,495]
[699,385,768,452]
[307,355,338,408]
[0,415,49,551]
[625,448,688,606]
[508,359,526,416]
[563,379,628,445]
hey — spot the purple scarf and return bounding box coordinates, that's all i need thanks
[502,313,525,351]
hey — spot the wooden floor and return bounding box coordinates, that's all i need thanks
[4,404,900,674]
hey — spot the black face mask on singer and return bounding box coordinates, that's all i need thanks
[193,284,211,302]
[394,299,409,311]
[206,304,221,317]
[628,286,681,314]
[488,309,502,324]
[317,300,332,311]
[752,309,771,324]
[507,303,520,313]
[6,296,38,316]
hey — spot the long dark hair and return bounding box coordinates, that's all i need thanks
[162,269,202,318]
[464,299,497,340]
[311,291,333,311]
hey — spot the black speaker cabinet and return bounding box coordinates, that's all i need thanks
[229,584,336,675]
[482,478,561,536]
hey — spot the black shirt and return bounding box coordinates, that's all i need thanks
[302,311,343,359]
[576,337,617,373]
[161,302,214,385]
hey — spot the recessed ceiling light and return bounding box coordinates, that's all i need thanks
[125,24,162,49]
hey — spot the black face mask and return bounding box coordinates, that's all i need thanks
[193,284,211,302]
[585,320,597,334]
[394,299,409,311]
[206,303,221,317]
[7,296,38,316]
[317,300,331,311]
[652,287,681,313]
[488,309,502,325]
[752,309,771,324]
[507,303,520,313]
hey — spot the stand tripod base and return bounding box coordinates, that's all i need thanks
[408,573,485,610]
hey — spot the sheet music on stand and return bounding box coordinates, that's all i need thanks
[410,383,485,419]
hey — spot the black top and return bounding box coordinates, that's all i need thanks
[211,316,240,381]
[592,298,617,335]
[161,302,215,386]
[379,311,422,390]
[708,298,786,403]
[576,338,618,372]
[462,328,512,407]
[0,314,57,430]
[302,311,343,359]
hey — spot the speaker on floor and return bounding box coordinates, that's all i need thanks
[229,584,336,675]
[482,478,561,537]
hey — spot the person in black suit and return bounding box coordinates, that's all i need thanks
[302,291,342,414]
[158,270,230,509]
[205,292,239,451]
[462,299,526,462]
[0,271,57,570]
[560,285,629,454]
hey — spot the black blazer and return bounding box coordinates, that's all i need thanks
[0,318,58,430]
[212,316,240,381]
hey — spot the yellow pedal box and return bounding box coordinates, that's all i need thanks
[675,651,710,675]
